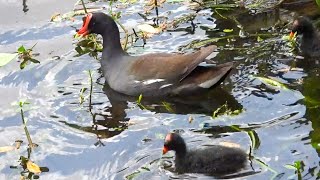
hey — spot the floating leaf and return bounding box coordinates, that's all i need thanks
[0,146,15,153]
[26,160,41,174]
[257,36,263,42]
[0,53,18,66]
[29,58,40,64]
[223,29,233,33]
[137,24,161,34]
[20,59,28,69]
[255,76,288,90]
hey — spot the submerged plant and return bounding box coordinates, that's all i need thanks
[212,102,243,118]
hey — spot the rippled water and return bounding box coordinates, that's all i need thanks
[0,0,320,179]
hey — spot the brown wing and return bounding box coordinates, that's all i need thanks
[129,45,217,81]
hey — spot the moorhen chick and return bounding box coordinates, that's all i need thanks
[162,133,247,175]
[77,13,233,97]
[290,16,320,57]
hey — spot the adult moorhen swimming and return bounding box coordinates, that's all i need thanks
[77,13,233,96]
[290,16,320,57]
[162,133,247,175]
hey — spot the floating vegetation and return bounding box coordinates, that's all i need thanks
[282,31,298,53]
[285,160,304,180]
[0,53,17,67]
[17,44,40,69]
[136,94,148,110]
[162,102,174,113]
[212,102,243,119]
[0,44,39,69]
[254,158,278,179]
[6,101,50,179]
[254,76,288,90]
[74,34,103,59]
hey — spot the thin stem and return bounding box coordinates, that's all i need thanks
[80,0,88,14]
[88,70,93,110]
[115,19,129,50]
[20,108,33,148]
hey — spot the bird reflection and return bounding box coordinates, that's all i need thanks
[61,83,242,142]
[23,0,29,13]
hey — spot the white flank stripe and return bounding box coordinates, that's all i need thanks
[142,79,165,85]
[160,84,173,89]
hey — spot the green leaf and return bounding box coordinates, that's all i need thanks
[17,45,26,53]
[284,164,297,170]
[0,53,18,66]
[19,100,30,108]
[294,161,302,169]
[223,29,233,33]
[248,130,260,149]
[137,94,143,104]
[29,58,40,64]
[255,76,288,90]
[20,59,28,69]
[316,0,320,8]
[162,102,174,113]
[257,36,263,42]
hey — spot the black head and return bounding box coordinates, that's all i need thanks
[77,12,118,36]
[291,16,315,36]
[163,133,187,155]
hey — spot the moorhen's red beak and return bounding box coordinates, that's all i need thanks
[289,31,295,40]
[162,146,169,154]
[77,13,93,36]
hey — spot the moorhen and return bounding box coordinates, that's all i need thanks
[77,13,234,96]
[162,133,247,175]
[290,16,320,57]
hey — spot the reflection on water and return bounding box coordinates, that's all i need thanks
[62,82,242,140]
[22,0,29,13]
